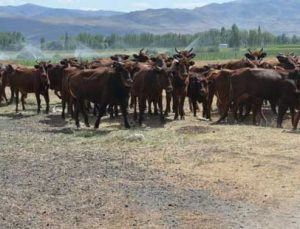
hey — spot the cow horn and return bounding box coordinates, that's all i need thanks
[175,47,180,54]
[188,48,194,53]
[248,48,252,54]
[140,48,144,53]
[260,48,264,53]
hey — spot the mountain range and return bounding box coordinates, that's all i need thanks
[0,0,299,41]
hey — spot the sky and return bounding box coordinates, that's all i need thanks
[0,0,232,11]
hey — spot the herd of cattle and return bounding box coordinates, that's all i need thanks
[1,48,300,130]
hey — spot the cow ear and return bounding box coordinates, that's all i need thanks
[189,61,195,66]
[189,53,196,59]
[34,65,40,69]
[47,64,53,69]
[133,54,139,59]
[260,52,267,59]
[110,56,118,61]
[245,53,252,59]
[150,57,157,62]
[173,54,181,59]
[123,55,130,60]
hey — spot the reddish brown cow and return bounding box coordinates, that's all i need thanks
[4,62,51,113]
[131,65,173,124]
[170,58,194,120]
[211,68,300,127]
[68,62,133,129]
[174,48,196,60]
[132,48,149,63]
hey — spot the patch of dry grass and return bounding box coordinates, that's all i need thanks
[0,91,300,228]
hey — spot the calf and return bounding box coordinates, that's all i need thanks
[131,65,173,125]
[187,73,210,119]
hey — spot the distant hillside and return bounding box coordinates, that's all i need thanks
[0,0,300,41]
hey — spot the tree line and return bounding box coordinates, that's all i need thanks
[1,25,300,51]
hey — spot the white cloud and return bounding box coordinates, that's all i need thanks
[174,2,207,9]
[0,0,24,6]
[130,2,151,10]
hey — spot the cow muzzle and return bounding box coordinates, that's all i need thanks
[124,79,133,88]
[166,86,173,93]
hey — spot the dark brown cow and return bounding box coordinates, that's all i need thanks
[170,58,194,120]
[68,62,133,129]
[133,48,150,63]
[245,48,267,61]
[187,73,210,119]
[211,68,300,127]
[174,48,196,59]
[131,65,173,124]
[277,53,299,70]
[4,62,51,113]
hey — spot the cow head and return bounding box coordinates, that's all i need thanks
[188,73,209,99]
[277,53,298,69]
[112,62,133,88]
[171,58,192,81]
[110,54,130,62]
[154,66,173,94]
[174,48,196,60]
[34,61,52,90]
[245,48,267,62]
[133,48,150,63]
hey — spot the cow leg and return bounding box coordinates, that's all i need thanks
[158,95,165,123]
[93,103,98,116]
[213,101,231,124]
[54,90,62,100]
[270,100,278,115]
[165,93,171,115]
[21,93,26,111]
[94,103,107,129]
[74,99,80,128]
[121,102,130,129]
[9,87,14,104]
[148,100,152,115]
[192,99,197,117]
[133,96,138,120]
[277,104,288,128]
[15,90,19,113]
[293,111,300,130]
[62,97,66,119]
[78,100,89,127]
[289,106,295,126]
[35,93,41,114]
[109,104,114,119]
[154,102,158,116]
[43,91,50,114]
[114,105,119,117]
[173,94,179,120]
[138,98,146,125]
[202,100,210,120]
[179,95,186,120]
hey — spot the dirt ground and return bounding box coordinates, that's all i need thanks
[0,90,300,229]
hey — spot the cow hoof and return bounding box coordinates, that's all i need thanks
[125,125,131,129]
[85,123,90,128]
[181,117,185,120]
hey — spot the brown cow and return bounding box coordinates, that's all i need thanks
[4,62,51,113]
[132,48,150,63]
[174,48,196,59]
[211,68,300,127]
[187,72,210,119]
[131,65,173,125]
[245,48,267,61]
[68,62,133,129]
[170,58,194,120]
